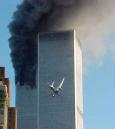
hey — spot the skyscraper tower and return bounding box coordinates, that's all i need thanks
[16,30,83,129]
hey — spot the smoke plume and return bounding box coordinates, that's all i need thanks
[9,0,115,87]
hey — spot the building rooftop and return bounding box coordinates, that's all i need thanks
[0,67,5,78]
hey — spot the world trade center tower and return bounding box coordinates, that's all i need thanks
[16,30,83,129]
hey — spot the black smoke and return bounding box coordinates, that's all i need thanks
[9,0,53,87]
[9,0,95,87]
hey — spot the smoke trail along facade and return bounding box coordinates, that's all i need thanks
[9,0,77,87]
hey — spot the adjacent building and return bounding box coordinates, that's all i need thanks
[0,79,8,129]
[16,30,83,129]
[8,107,17,129]
[0,67,17,129]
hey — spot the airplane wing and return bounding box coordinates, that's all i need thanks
[57,78,65,90]
[49,81,55,88]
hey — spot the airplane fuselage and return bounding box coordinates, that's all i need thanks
[49,87,60,96]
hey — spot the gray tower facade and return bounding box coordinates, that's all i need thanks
[16,30,83,129]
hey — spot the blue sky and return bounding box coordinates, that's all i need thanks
[0,0,21,106]
[0,1,115,129]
